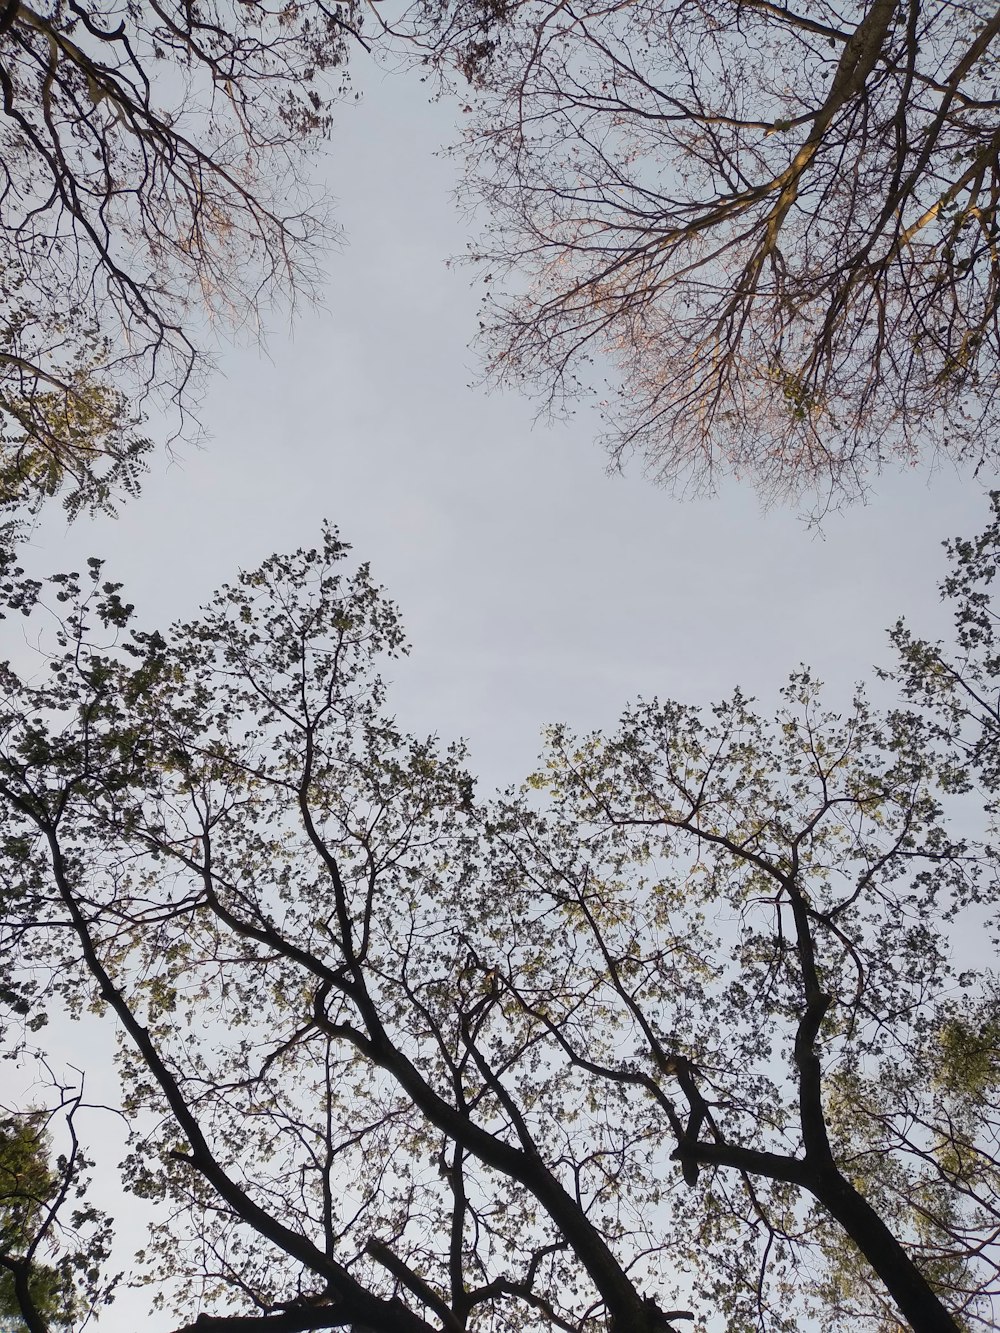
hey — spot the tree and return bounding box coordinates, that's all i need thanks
[0,522,997,1332]
[393,0,1000,508]
[0,256,151,521]
[0,1103,111,1333]
[0,0,362,517]
[0,1116,67,1332]
[890,488,1000,791]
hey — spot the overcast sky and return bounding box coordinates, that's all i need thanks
[21,60,995,790]
[10,49,1000,1330]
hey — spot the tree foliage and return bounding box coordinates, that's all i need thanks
[0,0,361,516]
[0,1117,67,1331]
[0,517,998,1332]
[891,488,1000,792]
[395,0,1000,508]
[0,1105,111,1333]
[0,256,151,521]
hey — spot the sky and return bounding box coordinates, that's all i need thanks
[20,58,996,793]
[7,43,1000,1333]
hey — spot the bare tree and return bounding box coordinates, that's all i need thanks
[0,0,361,516]
[393,0,1000,509]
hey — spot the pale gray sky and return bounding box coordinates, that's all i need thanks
[9,52,999,1330]
[24,63,994,789]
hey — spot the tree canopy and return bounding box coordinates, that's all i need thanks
[0,505,999,1331]
[0,0,362,517]
[2,2,999,1331]
[0,1116,67,1332]
[0,1107,110,1333]
[396,0,1000,508]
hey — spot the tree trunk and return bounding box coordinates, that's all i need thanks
[809,1167,960,1333]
